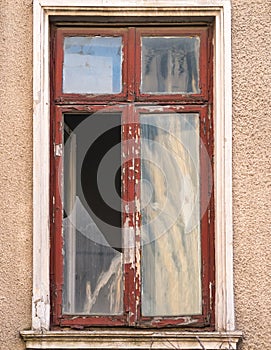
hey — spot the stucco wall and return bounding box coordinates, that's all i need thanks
[231,0,271,348]
[0,0,33,349]
[0,1,270,349]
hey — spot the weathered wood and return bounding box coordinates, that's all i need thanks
[32,0,235,334]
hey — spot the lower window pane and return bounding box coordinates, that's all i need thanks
[140,113,202,316]
[62,113,123,315]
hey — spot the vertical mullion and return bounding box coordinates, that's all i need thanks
[125,27,138,324]
[127,28,136,102]
[134,28,141,99]
[122,105,137,325]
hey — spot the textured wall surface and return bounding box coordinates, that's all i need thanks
[231,0,271,349]
[0,0,270,349]
[0,0,33,349]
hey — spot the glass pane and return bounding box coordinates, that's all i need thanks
[63,36,122,94]
[140,113,201,316]
[141,37,200,94]
[63,113,123,315]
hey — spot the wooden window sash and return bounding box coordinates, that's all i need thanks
[50,25,214,329]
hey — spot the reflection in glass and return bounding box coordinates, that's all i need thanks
[141,37,200,94]
[63,37,122,94]
[140,113,201,316]
[63,113,123,315]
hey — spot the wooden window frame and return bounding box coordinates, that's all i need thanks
[21,1,243,349]
[134,27,210,102]
[132,104,214,328]
[53,27,210,104]
[50,26,214,328]
[53,28,129,103]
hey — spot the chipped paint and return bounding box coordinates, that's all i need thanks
[124,204,129,213]
[32,297,50,331]
[123,222,135,258]
[48,23,216,329]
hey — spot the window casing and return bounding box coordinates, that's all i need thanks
[21,2,243,349]
[50,25,214,328]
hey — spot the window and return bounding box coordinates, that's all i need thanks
[21,2,242,349]
[50,25,214,328]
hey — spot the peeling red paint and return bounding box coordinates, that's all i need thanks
[50,24,214,329]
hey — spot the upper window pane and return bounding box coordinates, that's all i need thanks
[63,36,122,94]
[141,37,200,94]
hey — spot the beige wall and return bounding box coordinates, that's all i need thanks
[0,0,33,349]
[232,0,271,348]
[0,0,270,349]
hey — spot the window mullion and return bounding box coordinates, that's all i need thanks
[122,104,137,325]
[127,27,136,101]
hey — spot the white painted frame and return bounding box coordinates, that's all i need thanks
[26,0,242,348]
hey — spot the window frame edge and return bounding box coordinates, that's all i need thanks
[31,0,236,336]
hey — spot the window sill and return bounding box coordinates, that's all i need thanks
[21,329,242,349]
